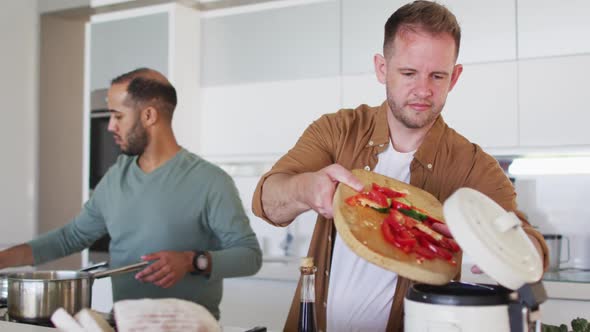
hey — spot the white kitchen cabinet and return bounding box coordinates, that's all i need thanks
[199,1,340,158]
[200,77,341,158]
[341,73,385,109]
[219,262,299,332]
[340,62,519,149]
[444,61,519,149]
[342,0,516,75]
[518,0,590,59]
[83,3,200,200]
[519,55,590,147]
[201,0,339,87]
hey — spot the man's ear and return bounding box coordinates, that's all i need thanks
[448,64,463,92]
[142,106,158,126]
[374,53,388,85]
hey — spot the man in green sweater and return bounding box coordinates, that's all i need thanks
[0,68,262,319]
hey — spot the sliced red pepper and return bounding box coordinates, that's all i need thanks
[389,209,406,224]
[395,237,417,248]
[381,222,414,253]
[364,189,389,208]
[402,215,418,228]
[345,195,359,206]
[381,220,396,244]
[414,245,436,260]
[440,238,461,253]
[372,183,407,199]
[390,209,421,229]
[425,242,453,260]
[384,213,404,232]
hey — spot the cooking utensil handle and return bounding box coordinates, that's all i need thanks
[80,261,109,272]
[92,261,149,279]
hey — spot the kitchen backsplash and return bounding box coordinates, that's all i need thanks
[232,175,316,259]
[228,162,590,264]
[514,174,590,235]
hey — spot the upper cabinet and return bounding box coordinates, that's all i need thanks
[342,0,517,75]
[445,61,519,148]
[519,55,590,147]
[341,0,405,75]
[518,0,590,58]
[199,1,341,158]
[89,11,169,92]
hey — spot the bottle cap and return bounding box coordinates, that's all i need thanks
[300,257,314,268]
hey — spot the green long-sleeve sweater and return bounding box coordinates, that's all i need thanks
[29,148,262,319]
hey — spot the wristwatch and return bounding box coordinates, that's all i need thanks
[192,251,209,275]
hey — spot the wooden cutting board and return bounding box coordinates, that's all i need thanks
[332,169,460,285]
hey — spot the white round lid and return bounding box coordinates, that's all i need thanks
[443,188,543,290]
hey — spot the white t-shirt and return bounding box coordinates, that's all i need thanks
[327,142,415,332]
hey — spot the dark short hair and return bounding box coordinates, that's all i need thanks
[111,68,177,117]
[384,1,461,58]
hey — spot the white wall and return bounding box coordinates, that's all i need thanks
[0,1,39,247]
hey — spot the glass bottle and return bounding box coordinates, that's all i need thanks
[298,257,318,332]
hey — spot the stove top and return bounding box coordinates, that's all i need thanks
[0,306,116,329]
[0,307,54,327]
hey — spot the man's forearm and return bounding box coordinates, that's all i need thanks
[0,244,34,269]
[261,173,311,225]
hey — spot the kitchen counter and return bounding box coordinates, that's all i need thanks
[543,268,590,284]
[0,321,54,331]
[0,319,258,332]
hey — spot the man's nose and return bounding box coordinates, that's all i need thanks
[107,117,116,133]
[413,77,433,98]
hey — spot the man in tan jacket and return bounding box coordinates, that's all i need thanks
[252,1,548,331]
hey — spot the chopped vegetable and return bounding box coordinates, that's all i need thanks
[372,183,407,198]
[398,208,427,222]
[346,181,459,265]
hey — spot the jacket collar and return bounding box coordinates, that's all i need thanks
[413,115,446,172]
[368,101,391,148]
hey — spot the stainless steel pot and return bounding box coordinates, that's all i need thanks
[6,261,148,323]
[0,273,8,307]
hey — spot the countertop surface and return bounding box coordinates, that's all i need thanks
[0,320,254,332]
[543,268,590,283]
[0,321,54,331]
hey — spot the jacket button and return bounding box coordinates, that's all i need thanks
[325,270,329,276]
[323,301,327,307]
[427,163,433,169]
[364,165,370,171]
[368,140,374,146]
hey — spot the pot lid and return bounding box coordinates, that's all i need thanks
[443,188,543,290]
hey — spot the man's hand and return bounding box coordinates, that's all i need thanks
[298,164,365,219]
[135,251,194,288]
[262,164,364,225]
[0,244,34,270]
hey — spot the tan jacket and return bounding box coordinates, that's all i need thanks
[252,102,548,332]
